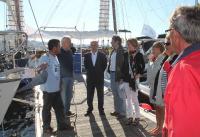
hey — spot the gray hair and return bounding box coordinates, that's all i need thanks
[61,36,71,46]
[170,6,200,43]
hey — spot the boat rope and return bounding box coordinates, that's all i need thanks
[1,121,5,137]
[28,0,45,47]
[4,2,7,30]
[75,0,87,27]
[43,0,64,27]
[135,0,148,24]
[71,80,80,137]
[119,0,126,30]
[41,0,58,26]
[122,0,130,31]
[146,0,165,23]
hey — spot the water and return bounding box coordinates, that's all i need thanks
[0,88,35,137]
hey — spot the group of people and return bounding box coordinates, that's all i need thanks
[147,5,200,137]
[36,5,200,137]
[84,35,145,127]
[38,37,75,133]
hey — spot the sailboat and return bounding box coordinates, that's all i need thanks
[0,0,29,125]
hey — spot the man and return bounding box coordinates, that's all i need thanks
[108,36,126,118]
[38,39,73,133]
[57,37,74,116]
[84,41,107,116]
[163,6,200,137]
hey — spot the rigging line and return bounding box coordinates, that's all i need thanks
[135,0,147,23]
[122,0,130,30]
[119,0,126,30]
[158,0,169,16]
[41,0,58,26]
[146,0,166,23]
[4,2,6,30]
[75,0,87,27]
[44,0,64,27]
[28,0,45,47]
[115,0,121,31]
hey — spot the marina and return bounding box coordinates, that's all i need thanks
[0,0,199,137]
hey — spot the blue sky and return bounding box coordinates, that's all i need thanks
[0,0,196,37]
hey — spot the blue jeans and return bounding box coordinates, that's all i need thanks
[61,77,73,113]
[110,72,126,115]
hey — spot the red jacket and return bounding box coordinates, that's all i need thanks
[163,46,200,137]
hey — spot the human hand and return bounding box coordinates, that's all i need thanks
[37,63,48,72]
[148,54,156,62]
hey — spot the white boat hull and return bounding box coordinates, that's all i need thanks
[0,79,20,124]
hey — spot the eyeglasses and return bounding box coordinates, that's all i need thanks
[165,28,173,33]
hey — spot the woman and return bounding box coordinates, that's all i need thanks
[121,38,145,125]
[147,41,167,136]
[153,36,178,136]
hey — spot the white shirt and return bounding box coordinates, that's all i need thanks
[91,51,98,66]
[39,54,60,93]
[110,51,117,71]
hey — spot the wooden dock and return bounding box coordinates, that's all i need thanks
[35,74,158,137]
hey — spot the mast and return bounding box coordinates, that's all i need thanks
[195,0,198,5]
[99,0,110,31]
[112,0,117,34]
[7,0,24,31]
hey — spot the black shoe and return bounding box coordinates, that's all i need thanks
[126,118,133,125]
[132,118,140,126]
[84,111,92,117]
[110,111,119,116]
[66,111,75,117]
[43,127,54,134]
[99,111,105,116]
[117,114,126,119]
[58,125,74,131]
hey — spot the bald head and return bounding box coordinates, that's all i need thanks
[61,37,71,50]
[90,41,98,53]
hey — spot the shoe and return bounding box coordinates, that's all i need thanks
[58,125,74,131]
[66,111,75,116]
[117,114,126,119]
[99,111,105,116]
[84,111,92,117]
[132,118,140,126]
[43,127,53,134]
[110,111,119,116]
[126,118,133,125]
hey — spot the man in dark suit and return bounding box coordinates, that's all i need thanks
[84,41,107,116]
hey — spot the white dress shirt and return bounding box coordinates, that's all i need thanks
[91,51,98,66]
[110,51,117,71]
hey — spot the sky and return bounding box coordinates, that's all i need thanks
[0,0,196,37]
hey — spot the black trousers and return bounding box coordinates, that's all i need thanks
[42,91,67,130]
[86,83,104,112]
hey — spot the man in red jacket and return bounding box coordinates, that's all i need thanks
[163,6,200,137]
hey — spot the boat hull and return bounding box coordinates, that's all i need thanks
[0,79,20,124]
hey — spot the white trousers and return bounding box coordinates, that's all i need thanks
[123,82,140,118]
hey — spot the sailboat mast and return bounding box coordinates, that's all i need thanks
[195,0,198,5]
[112,0,117,34]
